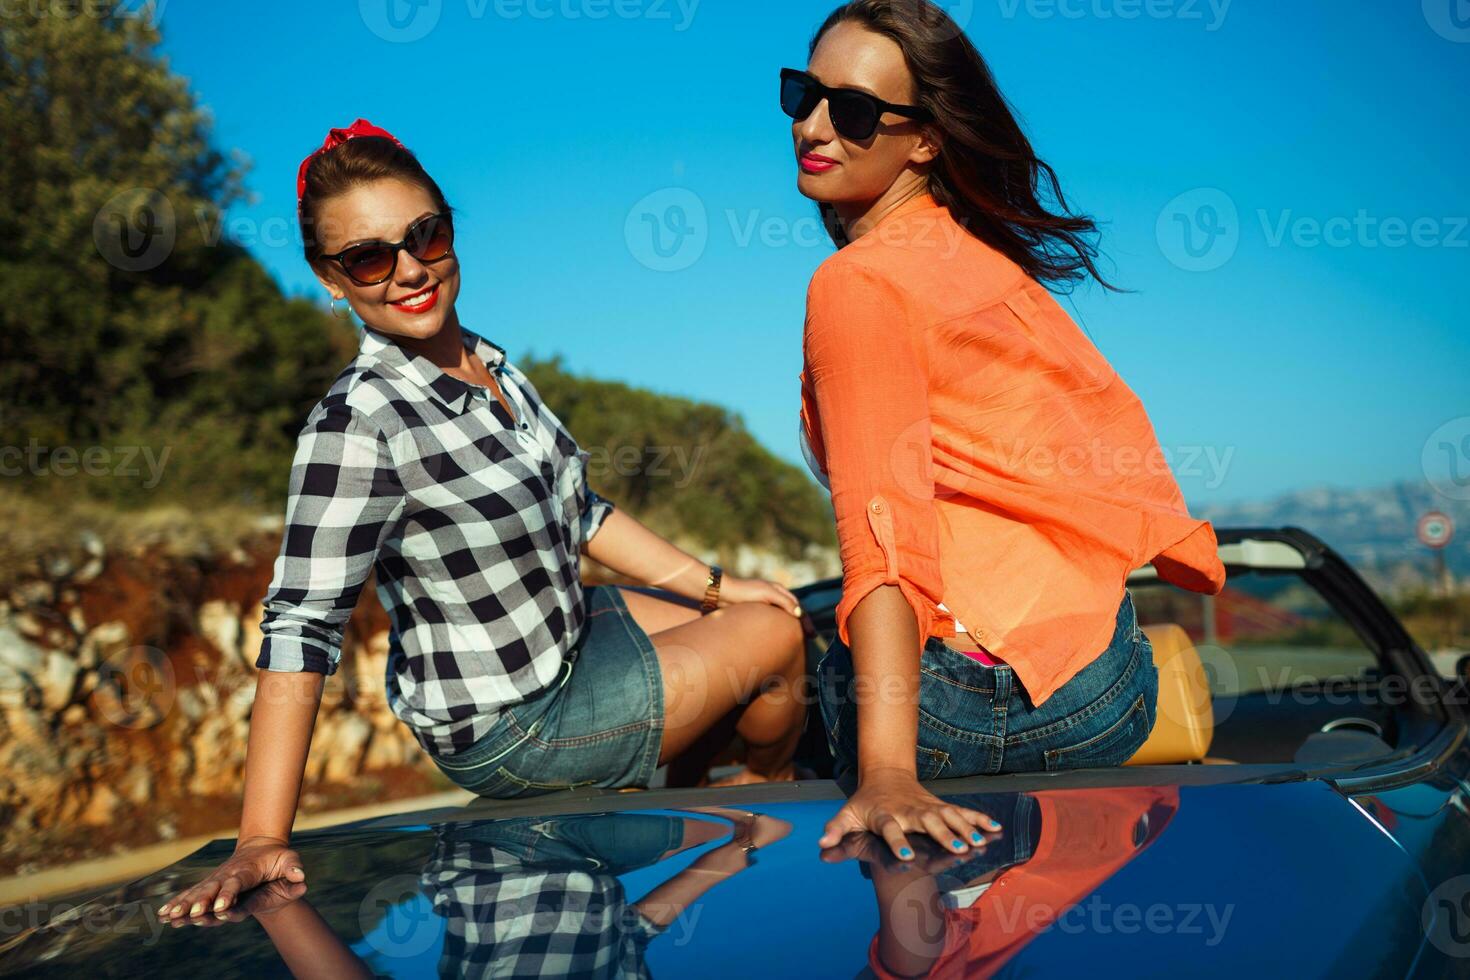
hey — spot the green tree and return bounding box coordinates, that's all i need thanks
[523,357,835,559]
[0,7,353,507]
[0,8,835,560]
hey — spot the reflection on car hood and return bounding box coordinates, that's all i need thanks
[0,779,1430,978]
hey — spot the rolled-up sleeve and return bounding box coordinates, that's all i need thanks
[255,398,407,675]
[579,471,616,542]
[803,260,952,649]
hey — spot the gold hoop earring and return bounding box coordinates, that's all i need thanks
[330,297,351,320]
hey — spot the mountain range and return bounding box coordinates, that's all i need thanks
[1197,480,1468,594]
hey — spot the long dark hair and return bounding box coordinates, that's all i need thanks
[811,0,1118,292]
[297,136,453,267]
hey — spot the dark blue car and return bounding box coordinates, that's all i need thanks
[4,527,1469,978]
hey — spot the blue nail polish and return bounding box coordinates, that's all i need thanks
[971,832,982,843]
[952,839,964,849]
[899,848,913,858]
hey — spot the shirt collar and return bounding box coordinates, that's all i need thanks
[358,324,508,416]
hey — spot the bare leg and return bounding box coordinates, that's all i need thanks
[615,587,806,781]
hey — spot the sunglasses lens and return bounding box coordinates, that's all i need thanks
[341,246,395,284]
[830,92,880,140]
[409,215,453,262]
[780,75,817,120]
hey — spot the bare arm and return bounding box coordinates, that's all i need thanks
[583,508,718,602]
[238,670,325,844]
[817,587,1000,858]
[584,508,802,617]
[157,669,323,920]
[848,586,924,777]
[254,896,373,980]
[160,401,401,920]
[803,263,999,858]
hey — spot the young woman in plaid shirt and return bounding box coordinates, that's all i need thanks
[159,121,807,923]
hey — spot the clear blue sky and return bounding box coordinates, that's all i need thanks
[150,0,1469,507]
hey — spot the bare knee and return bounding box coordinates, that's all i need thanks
[729,601,802,644]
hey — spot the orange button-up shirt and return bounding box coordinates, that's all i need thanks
[799,192,1226,708]
[865,787,1180,979]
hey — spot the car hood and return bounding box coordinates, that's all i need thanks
[0,776,1433,978]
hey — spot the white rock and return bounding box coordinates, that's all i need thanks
[323,714,372,783]
[197,599,242,661]
[175,687,205,723]
[120,764,153,805]
[12,581,53,607]
[40,653,79,711]
[225,683,256,720]
[0,624,45,675]
[3,705,51,748]
[78,621,130,670]
[79,530,105,558]
[81,785,123,827]
[43,553,74,580]
[239,601,265,670]
[12,613,45,639]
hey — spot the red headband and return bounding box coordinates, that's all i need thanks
[295,118,406,214]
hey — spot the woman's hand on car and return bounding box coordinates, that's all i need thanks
[156,837,306,921]
[166,877,309,928]
[818,766,1001,860]
[718,575,804,619]
[820,823,990,876]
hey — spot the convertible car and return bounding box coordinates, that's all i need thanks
[3,527,1469,978]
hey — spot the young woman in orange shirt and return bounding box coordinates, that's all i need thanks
[785,0,1227,860]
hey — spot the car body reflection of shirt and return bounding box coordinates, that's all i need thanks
[867,787,1180,979]
[419,817,679,979]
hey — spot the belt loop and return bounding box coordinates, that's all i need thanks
[993,665,1012,711]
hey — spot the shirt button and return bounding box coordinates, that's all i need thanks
[870,500,886,514]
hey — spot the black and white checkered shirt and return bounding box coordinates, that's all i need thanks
[255,324,614,756]
[421,824,666,979]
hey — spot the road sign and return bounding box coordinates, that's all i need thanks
[1419,511,1455,549]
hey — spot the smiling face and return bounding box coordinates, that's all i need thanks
[792,20,940,210]
[310,177,461,342]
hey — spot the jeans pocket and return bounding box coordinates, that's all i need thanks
[816,642,851,750]
[434,749,517,797]
[1042,693,1152,772]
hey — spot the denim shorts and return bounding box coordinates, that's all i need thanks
[431,585,666,798]
[817,589,1159,779]
[436,813,686,876]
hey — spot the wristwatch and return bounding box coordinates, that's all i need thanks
[700,565,723,614]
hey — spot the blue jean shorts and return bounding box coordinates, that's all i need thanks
[818,589,1159,780]
[436,813,686,876]
[431,585,666,798]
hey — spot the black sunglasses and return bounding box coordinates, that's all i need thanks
[318,211,454,286]
[779,67,932,142]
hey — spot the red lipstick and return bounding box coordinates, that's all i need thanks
[800,152,839,174]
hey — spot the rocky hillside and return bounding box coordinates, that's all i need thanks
[0,522,446,878]
[0,511,837,878]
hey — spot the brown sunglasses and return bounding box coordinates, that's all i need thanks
[319,211,454,286]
